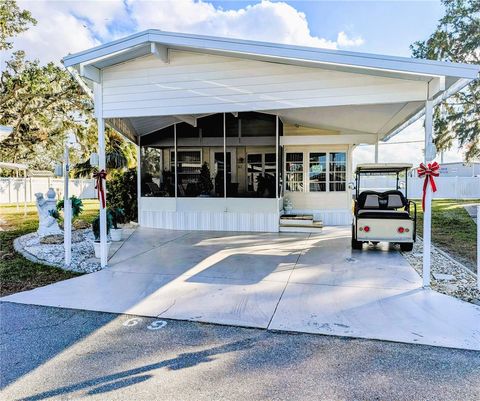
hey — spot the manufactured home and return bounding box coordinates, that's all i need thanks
[63,30,479,238]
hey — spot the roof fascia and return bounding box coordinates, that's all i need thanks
[63,30,480,79]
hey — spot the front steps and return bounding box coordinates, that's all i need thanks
[279,214,323,233]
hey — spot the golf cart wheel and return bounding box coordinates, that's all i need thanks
[400,242,414,252]
[351,225,363,250]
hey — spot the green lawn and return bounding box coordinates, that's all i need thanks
[415,199,478,268]
[0,200,99,297]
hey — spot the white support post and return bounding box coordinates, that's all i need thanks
[174,123,178,199]
[64,144,72,267]
[136,144,141,225]
[275,115,279,199]
[23,169,27,216]
[423,99,434,288]
[477,206,479,291]
[223,113,227,199]
[98,117,107,268]
[94,82,108,268]
[374,140,379,163]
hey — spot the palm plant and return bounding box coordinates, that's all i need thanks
[56,195,84,219]
[73,128,136,178]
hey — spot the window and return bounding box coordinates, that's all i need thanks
[247,154,263,192]
[140,147,164,197]
[329,152,346,191]
[171,150,202,185]
[247,153,276,197]
[309,153,327,192]
[285,151,347,193]
[285,152,303,192]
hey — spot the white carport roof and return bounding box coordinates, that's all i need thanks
[63,30,479,142]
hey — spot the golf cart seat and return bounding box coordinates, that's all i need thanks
[357,190,411,219]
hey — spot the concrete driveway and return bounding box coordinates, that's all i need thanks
[3,227,480,350]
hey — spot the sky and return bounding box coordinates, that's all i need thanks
[6,0,468,165]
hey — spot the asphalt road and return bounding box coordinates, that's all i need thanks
[1,302,479,401]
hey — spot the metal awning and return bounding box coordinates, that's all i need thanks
[0,162,28,170]
[356,163,413,174]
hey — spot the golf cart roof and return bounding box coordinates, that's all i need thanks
[355,163,413,174]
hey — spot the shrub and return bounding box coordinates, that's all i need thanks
[198,162,213,195]
[48,209,60,220]
[108,207,125,229]
[106,168,137,222]
[92,213,113,241]
[56,196,84,219]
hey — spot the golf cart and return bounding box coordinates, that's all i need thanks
[351,163,417,251]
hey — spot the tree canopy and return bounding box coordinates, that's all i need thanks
[0,0,136,175]
[0,0,36,50]
[411,0,480,161]
[0,51,92,168]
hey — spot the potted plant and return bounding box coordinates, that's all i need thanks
[92,212,113,258]
[198,162,213,196]
[108,207,125,241]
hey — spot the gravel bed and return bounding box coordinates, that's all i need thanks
[14,229,102,273]
[401,238,479,304]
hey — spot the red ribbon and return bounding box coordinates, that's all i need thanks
[417,162,440,211]
[93,169,107,209]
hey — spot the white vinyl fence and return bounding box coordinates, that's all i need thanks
[0,178,96,204]
[360,176,480,199]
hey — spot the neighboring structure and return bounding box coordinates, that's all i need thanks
[27,170,55,177]
[62,30,479,269]
[429,162,479,177]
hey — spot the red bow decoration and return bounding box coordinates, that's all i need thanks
[417,162,440,211]
[93,169,107,209]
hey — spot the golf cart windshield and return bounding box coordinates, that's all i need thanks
[354,163,412,199]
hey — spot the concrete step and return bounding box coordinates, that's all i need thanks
[280,214,315,226]
[279,221,323,233]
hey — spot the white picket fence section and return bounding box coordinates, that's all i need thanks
[360,176,480,199]
[0,178,96,204]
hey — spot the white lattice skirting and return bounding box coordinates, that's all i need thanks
[141,210,280,232]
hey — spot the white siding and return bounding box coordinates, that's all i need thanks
[102,51,427,118]
[139,197,281,232]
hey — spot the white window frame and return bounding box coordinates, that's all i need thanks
[284,150,347,193]
[284,151,305,193]
[308,151,328,193]
[328,151,347,192]
[170,148,203,184]
[246,151,276,191]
